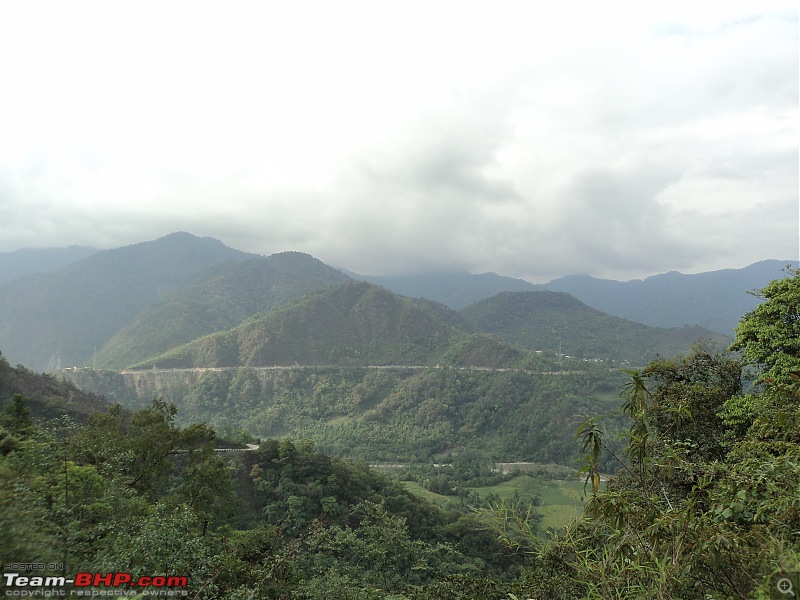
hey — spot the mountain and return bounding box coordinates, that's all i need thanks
[541,260,797,334]
[0,245,99,284]
[358,260,796,335]
[0,232,255,371]
[133,280,533,370]
[359,271,536,310]
[95,252,350,369]
[460,291,730,364]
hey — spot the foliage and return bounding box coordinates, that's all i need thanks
[3,258,798,598]
[731,266,800,383]
[73,364,627,467]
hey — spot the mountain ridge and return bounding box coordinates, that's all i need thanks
[132,280,530,370]
[0,232,789,371]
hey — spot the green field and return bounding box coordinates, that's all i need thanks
[472,475,587,533]
[401,475,588,533]
[399,480,452,506]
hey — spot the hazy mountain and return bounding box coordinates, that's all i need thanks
[358,260,796,335]
[0,245,100,284]
[541,260,797,334]
[359,271,536,310]
[1,230,785,372]
[461,291,730,364]
[133,281,533,370]
[0,232,255,370]
[96,252,351,369]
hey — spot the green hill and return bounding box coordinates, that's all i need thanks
[461,290,731,364]
[540,259,798,334]
[136,281,531,370]
[360,271,536,309]
[0,352,113,423]
[95,252,350,369]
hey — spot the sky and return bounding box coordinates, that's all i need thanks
[0,1,797,282]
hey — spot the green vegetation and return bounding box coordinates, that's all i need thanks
[0,389,525,598]
[66,363,629,468]
[471,476,586,534]
[0,352,112,422]
[3,257,798,597]
[130,281,479,369]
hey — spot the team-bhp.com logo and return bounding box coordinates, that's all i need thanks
[3,571,188,596]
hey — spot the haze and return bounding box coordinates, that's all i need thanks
[0,1,797,281]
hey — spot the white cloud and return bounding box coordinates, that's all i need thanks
[0,1,796,280]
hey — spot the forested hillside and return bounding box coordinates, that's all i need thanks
[0,233,783,372]
[133,281,532,370]
[0,352,112,423]
[95,252,349,369]
[461,290,730,363]
[0,245,98,284]
[359,260,795,334]
[65,364,629,467]
[541,259,797,334]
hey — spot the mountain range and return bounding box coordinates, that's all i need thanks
[363,260,796,333]
[0,232,785,372]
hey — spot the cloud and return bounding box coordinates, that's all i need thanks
[0,2,796,281]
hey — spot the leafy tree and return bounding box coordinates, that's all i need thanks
[731,267,800,383]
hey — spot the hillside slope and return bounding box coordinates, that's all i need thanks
[0,245,99,284]
[96,252,350,369]
[0,352,113,423]
[0,232,254,370]
[357,260,795,335]
[461,291,731,364]
[360,271,536,309]
[134,281,532,370]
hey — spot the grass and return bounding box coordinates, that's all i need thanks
[471,475,587,533]
[400,474,589,533]
[399,481,452,506]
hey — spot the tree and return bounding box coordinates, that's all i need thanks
[730,267,800,384]
[2,394,33,433]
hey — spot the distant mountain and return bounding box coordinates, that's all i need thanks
[461,291,730,364]
[0,245,99,284]
[134,281,533,370]
[359,272,536,310]
[358,260,796,335]
[0,232,255,370]
[541,260,797,334]
[95,252,350,369]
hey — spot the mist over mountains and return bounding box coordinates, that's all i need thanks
[0,232,788,372]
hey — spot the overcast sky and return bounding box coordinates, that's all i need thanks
[0,1,797,282]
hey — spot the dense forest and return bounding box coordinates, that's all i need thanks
[66,363,629,468]
[1,270,798,598]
